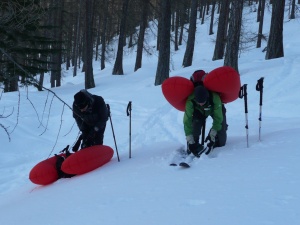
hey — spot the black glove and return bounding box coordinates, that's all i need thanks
[205,134,215,150]
[188,143,204,158]
[72,139,81,152]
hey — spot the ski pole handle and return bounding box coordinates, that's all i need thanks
[126,101,132,116]
[239,84,248,114]
[106,103,111,117]
[256,77,264,106]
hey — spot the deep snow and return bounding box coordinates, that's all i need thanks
[1,4,300,225]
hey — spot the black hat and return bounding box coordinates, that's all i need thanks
[74,91,89,109]
[194,86,208,103]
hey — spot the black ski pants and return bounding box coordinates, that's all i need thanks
[192,104,227,147]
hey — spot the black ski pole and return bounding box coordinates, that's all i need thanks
[256,77,264,141]
[107,104,120,162]
[126,101,132,158]
[239,84,249,148]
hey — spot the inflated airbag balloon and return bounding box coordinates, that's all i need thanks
[203,66,241,103]
[61,145,114,175]
[162,76,194,111]
[29,154,66,185]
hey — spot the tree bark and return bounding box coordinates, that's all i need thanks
[212,0,230,61]
[224,0,244,72]
[265,0,285,60]
[209,0,216,35]
[84,0,95,89]
[155,0,171,86]
[134,0,149,71]
[112,0,130,75]
[101,0,109,70]
[182,0,198,68]
[256,0,265,48]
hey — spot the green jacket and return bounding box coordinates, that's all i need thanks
[183,91,223,136]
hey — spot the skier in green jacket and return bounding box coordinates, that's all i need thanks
[184,85,227,157]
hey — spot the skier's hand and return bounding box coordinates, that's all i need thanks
[72,140,80,152]
[186,135,195,144]
[209,129,217,142]
[188,143,204,158]
[207,140,215,148]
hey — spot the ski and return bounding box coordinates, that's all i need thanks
[179,162,190,168]
[177,147,208,168]
[169,146,187,166]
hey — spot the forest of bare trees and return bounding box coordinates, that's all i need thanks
[0,0,298,92]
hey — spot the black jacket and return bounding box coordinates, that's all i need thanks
[73,91,108,136]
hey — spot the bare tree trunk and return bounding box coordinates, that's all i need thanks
[209,0,216,35]
[174,3,180,51]
[182,0,198,68]
[265,0,285,60]
[101,0,108,70]
[38,72,44,91]
[256,0,265,48]
[85,0,95,89]
[73,0,82,77]
[201,0,206,24]
[134,0,149,72]
[112,0,130,75]
[224,0,244,72]
[212,0,230,61]
[257,0,261,22]
[290,0,296,19]
[155,0,171,86]
[51,0,63,87]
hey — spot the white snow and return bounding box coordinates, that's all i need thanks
[1,5,300,225]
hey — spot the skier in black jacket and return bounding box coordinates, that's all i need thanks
[72,89,108,151]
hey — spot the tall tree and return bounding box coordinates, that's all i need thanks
[73,0,83,77]
[256,0,266,48]
[50,0,64,88]
[224,0,244,72]
[84,0,95,89]
[174,1,180,51]
[182,0,198,68]
[155,0,171,86]
[212,0,230,60]
[289,0,296,19]
[100,0,109,70]
[112,0,130,75]
[265,0,285,60]
[209,0,216,35]
[134,0,149,72]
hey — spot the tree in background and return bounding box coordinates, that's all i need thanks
[50,0,64,88]
[155,0,171,86]
[0,0,54,92]
[212,0,230,61]
[182,0,198,68]
[134,0,150,72]
[289,0,296,19]
[265,0,285,60]
[84,0,95,89]
[256,0,266,48]
[224,0,244,72]
[112,0,130,75]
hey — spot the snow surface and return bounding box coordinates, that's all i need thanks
[1,5,300,225]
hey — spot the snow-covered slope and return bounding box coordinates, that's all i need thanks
[0,5,299,225]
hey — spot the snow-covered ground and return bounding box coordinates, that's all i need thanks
[1,4,300,225]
